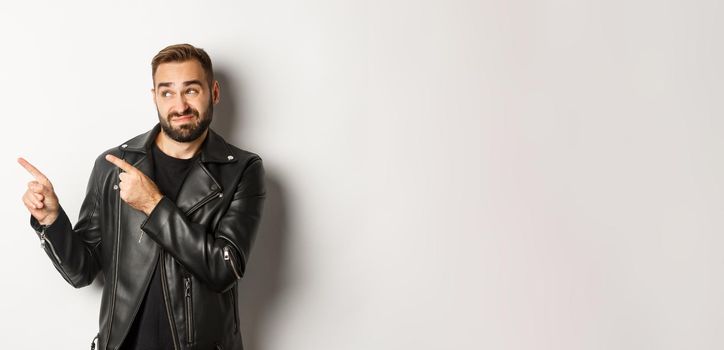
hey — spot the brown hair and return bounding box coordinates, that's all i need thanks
[152,43,214,86]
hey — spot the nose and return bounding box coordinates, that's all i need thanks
[171,93,190,115]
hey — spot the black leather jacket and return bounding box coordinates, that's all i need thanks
[29,123,266,350]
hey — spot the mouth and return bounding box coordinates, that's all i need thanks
[172,115,195,122]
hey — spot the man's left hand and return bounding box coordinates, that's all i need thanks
[105,154,163,216]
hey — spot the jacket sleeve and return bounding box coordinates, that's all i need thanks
[29,156,105,288]
[140,157,266,293]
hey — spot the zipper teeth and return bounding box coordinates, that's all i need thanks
[44,239,62,263]
[39,228,74,285]
[161,251,181,350]
[40,229,62,265]
[185,276,194,344]
[106,167,122,349]
[231,285,239,334]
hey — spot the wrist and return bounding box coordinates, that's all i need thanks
[39,213,59,227]
[144,194,163,216]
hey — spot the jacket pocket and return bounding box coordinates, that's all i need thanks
[184,275,194,344]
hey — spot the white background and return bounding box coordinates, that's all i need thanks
[2,0,723,349]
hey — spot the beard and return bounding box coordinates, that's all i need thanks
[157,100,213,143]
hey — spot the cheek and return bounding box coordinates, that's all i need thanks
[189,101,206,114]
[157,101,175,114]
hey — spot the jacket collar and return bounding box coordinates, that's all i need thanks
[117,123,238,164]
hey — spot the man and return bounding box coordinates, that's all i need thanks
[18,44,265,350]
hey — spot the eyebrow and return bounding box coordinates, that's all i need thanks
[156,80,204,89]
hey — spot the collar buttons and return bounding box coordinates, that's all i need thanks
[227,155,234,160]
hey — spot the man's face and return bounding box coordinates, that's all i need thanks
[152,60,219,143]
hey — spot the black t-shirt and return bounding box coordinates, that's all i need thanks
[120,142,200,350]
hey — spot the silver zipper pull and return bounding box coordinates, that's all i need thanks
[39,226,47,247]
[223,246,242,279]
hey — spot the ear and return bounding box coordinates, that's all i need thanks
[212,80,221,105]
[151,88,156,104]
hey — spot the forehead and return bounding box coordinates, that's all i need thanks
[154,60,207,87]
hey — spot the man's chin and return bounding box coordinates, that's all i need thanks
[158,110,212,143]
[161,122,208,143]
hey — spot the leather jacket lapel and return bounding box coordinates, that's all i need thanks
[176,161,222,215]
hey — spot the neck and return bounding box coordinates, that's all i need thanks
[154,128,208,159]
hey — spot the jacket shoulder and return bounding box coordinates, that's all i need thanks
[89,146,125,175]
[226,143,262,166]
[210,128,262,167]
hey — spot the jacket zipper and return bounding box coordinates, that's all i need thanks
[184,275,194,344]
[223,246,242,280]
[184,190,222,216]
[38,226,73,285]
[105,166,123,349]
[231,285,239,334]
[160,250,181,350]
[39,227,62,265]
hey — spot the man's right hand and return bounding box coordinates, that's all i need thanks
[18,157,60,226]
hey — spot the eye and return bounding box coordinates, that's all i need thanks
[160,90,173,98]
[186,88,199,96]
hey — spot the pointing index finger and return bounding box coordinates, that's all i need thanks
[105,154,135,172]
[17,157,49,182]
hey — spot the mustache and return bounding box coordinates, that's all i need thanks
[168,107,200,119]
